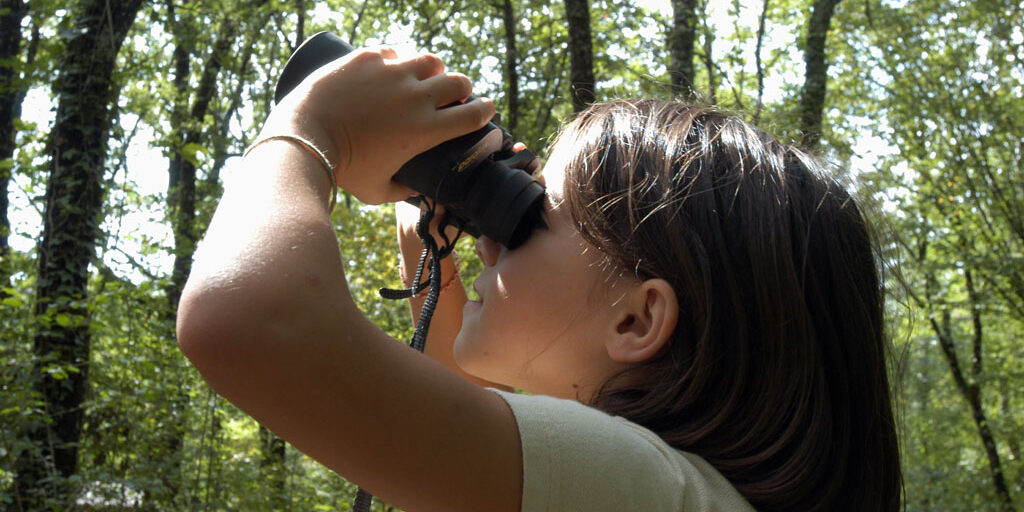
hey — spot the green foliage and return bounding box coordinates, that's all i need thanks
[830,0,1024,509]
[335,201,414,342]
[0,276,44,509]
[2,0,1022,509]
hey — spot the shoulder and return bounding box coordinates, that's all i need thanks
[491,390,756,512]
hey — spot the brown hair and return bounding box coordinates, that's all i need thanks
[553,99,901,511]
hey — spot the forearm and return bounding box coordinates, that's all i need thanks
[175,48,524,512]
[178,141,356,377]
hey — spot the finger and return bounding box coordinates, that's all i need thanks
[433,97,495,139]
[401,52,445,80]
[379,46,398,60]
[421,72,472,107]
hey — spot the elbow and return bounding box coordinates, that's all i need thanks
[175,279,245,374]
[175,284,220,368]
[174,271,303,386]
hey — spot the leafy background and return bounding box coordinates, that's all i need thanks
[1,0,1022,510]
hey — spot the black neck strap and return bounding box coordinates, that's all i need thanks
[354,197,462,511]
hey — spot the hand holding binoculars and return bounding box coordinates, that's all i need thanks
[274,32,546,250]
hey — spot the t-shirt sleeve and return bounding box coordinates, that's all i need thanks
[491,389,687,512]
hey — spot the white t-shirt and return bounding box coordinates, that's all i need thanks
[492,390,757,512]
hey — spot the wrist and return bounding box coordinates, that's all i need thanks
[259,98,346,184]
[245,134,338,212]
[399,249,462,299]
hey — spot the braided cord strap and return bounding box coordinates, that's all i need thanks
[356,200,462,512]
[245,134,338,212]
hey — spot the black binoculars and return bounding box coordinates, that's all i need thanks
[274,32,546,249]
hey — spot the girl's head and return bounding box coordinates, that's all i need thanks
[459,99,901,511]
[556,99,900,511]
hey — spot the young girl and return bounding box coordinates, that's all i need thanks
[177,47,902,511]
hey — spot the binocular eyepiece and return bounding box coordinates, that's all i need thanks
[274,32,546,250]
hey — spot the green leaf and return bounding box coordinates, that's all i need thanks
[182,142,208,167]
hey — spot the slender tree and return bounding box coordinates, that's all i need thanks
[701,4,716,104]
[294,0,306,51]
[896,225,1018,512]
[259,424,288,509]
[667,0,698,99]
[500,0,520,132]
[159,1,270,504]
[0,0,27,291]
[752,0,770,124]
[798,0,841,149]
[847,1,1024,506]
[13,0,144,507]
[563,0,595,112]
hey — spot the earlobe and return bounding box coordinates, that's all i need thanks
[607,279,679,364]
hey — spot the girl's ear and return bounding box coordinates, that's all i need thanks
[605,278,679,364]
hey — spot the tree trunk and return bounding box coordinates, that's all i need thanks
[536,48,569,142]
[798,0,840,149]
[158,7,244,505]
[294,0,305,51]
[259,424,288,509]
[667,0,698,99]
[13,0,143,507]
[0,0,27,292]
[702,9,716,105]
[168,18,238,312]
[348,0,370,44]
[500,0,520,132]
[563,0,595,113]
[208,31,258,188]
[752,0,770,124]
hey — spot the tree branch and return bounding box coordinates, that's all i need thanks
[753,0,769,124]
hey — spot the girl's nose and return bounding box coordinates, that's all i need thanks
[475,236,500,267]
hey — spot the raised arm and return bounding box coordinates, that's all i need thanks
[176,48,521,512]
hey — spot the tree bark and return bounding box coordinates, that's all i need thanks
[500,0,520,132]
[798,0,840,149]
[13,0,143,507]
[667,0,698,99]
[0,0,27,292]
[563,0,595,113]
